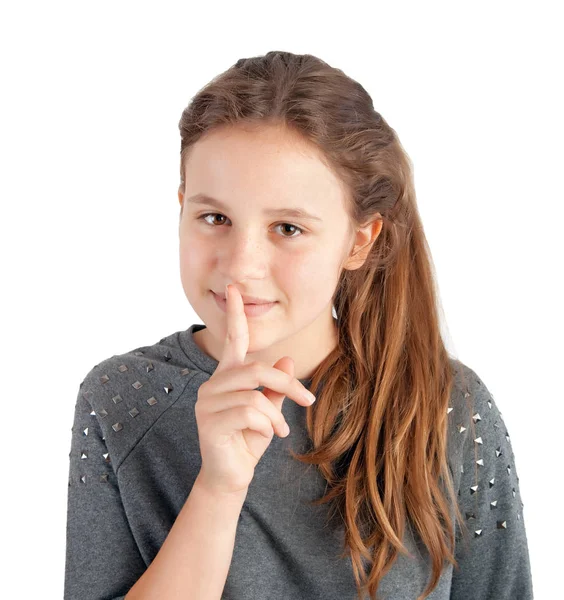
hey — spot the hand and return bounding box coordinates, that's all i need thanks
[194,284,316,496]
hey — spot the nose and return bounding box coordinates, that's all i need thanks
[218,227,269,280]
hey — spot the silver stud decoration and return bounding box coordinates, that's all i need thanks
[474,529,482,537]
[134,351,144,356]
[476,459,484,467]
[147,396,157,406]
[507,465,511,475]
[470,485,479,494]
[496,447,502,457]
[112,422,123,432]
[132,381,143,390]
[145,362,154,373]
[112,394,123,404]
[465,512,475,520]
[89,410,96,416]
[472,413,482,423]
[512,488,516,498]
[118,364,128,373]
[464,391,470,398]
[103,452,110,463]
[164,350,172,362]
[490,500,498,509]
[487,400,492,409]
[97,408,108,418]
[180,368,190,376]
[83,427,89,436]
[80,475,86,484]
[447,406,453,414]
[101,374,110,384]
[83,391,93,402]
[474,437,483,445]
[164,383,173,394]
[497,521,507,529]
[489,478,495,488]
[494,421,500,429]
[505,432,510,442]
[129,407,140,418]
[100,474,109,483]
[81,451,87,459]
[457,424,466,433]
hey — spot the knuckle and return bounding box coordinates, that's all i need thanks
[249,389,264,407]
[242,405,256,421]
[247,361,263,380]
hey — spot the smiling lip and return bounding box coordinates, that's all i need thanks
[212,291,277,317]
[212,291,275,305]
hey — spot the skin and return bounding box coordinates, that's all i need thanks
[177,122,383,381]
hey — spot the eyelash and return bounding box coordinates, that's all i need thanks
[196,213,305,239]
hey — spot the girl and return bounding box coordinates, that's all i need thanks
[64,51,533,600]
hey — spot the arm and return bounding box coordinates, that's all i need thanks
[64,376,147,600]
[125,474,247,600]
[450,370,534,599]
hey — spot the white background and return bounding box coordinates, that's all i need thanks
[1,1,561,598]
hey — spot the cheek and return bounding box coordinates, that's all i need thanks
[178,236,212,299]
[281,251,339,302]
[179,235,209,269]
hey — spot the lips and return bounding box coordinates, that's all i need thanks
[212,291,277,317]
[212,291,275,305]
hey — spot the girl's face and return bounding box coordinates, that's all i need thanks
[177,124,366,377]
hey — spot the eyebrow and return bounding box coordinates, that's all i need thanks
[185,193,323,222]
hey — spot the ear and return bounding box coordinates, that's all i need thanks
[343,215,383,271]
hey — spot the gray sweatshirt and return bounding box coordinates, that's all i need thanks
[64,324,534,599]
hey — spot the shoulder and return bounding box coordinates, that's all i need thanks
[446,359,509,483]
[446,358,525,523]
[76,330,204,471]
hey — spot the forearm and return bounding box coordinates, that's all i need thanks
[125,473,247,600]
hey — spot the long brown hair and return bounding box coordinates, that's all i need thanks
[177,51,474,600]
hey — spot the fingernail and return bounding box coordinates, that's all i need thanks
[306,391,316,404]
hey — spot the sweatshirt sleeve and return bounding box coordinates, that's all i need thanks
[450,370,534,599]
[64,370,147,600]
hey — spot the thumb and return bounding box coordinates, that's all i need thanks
[261,356,295,414]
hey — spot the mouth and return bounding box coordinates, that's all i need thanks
[211,290,276,305]
[211,291,278,317]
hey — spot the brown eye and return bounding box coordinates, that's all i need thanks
[277,223,301,237]
[200,213,227,226]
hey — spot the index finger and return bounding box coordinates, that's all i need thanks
[216,283,249,373]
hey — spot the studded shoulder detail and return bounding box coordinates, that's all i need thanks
[68,342,199,486]
[447,363,534,599]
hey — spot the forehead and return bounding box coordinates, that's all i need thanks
[183,124,348,211]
